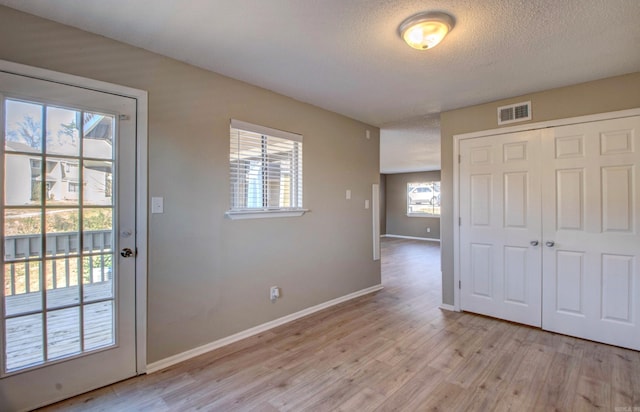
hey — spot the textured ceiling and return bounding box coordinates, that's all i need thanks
[381,116,441,173]
[2,0,639,172]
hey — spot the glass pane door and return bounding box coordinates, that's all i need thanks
[0,69,137,412]
[3,98,116,374]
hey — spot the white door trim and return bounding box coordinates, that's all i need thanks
[0,59,149,374]
[453,107,640,311]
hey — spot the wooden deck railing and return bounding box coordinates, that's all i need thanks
[4,230,113,296]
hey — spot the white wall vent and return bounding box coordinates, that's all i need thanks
[497,101,531,125]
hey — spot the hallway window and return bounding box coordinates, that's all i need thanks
[407,181,440,216]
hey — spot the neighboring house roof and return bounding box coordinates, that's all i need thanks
[83,138,112,159]
[5,136,111,159]
[5,140,39,153]
[84,115,112,141]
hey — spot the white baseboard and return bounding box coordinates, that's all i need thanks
[146,284,384,374]
[439,303,457,312]
[383,234,441,242]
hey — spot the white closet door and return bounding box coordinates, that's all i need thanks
[460,130,542,327]
[541,116,640,350]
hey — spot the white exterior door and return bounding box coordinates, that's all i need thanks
[459,130,543,327]
[541,116,640,350]
[0,71,138,410]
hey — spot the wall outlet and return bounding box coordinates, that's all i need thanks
[270,286,280,302]
[427,227,431,233]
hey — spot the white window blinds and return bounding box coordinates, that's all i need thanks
[229,120,303,212]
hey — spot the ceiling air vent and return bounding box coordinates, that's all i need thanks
[497,101,531,125]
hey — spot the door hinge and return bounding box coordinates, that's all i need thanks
[458,154,461,163]
[459,217,461,226]
[459,280,461,289]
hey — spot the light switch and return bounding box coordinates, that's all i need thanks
[365,199,370,209]
[151,197,164,214]
[346,189,351,200]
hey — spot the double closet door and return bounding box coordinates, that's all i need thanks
[459,115,640,351]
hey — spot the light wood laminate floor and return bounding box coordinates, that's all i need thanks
[40,238,640,411]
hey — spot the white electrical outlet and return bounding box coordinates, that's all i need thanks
[270,286,280,302]
[427,227,431,233]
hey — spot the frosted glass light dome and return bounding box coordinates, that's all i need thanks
[399,12,455,50]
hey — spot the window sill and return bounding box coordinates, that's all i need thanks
[225,209,309,220]
[407,213,440,218]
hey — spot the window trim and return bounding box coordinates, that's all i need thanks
[225,209,308,220]
[230,119,302,143]
[407,212,440,218]
[226,119,306,219]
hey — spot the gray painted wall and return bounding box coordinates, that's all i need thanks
[0,6,381,363]
[384,171,441,240]
[440,72,640,306]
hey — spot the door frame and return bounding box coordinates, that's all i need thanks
[452,107,640,312]
[0,59,148,374]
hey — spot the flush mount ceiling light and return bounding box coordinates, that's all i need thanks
[398,11,455,50]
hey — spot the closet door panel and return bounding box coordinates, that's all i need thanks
[542,116,640,351]
[460,131,542,327]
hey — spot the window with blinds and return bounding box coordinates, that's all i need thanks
[228,120,303,217]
